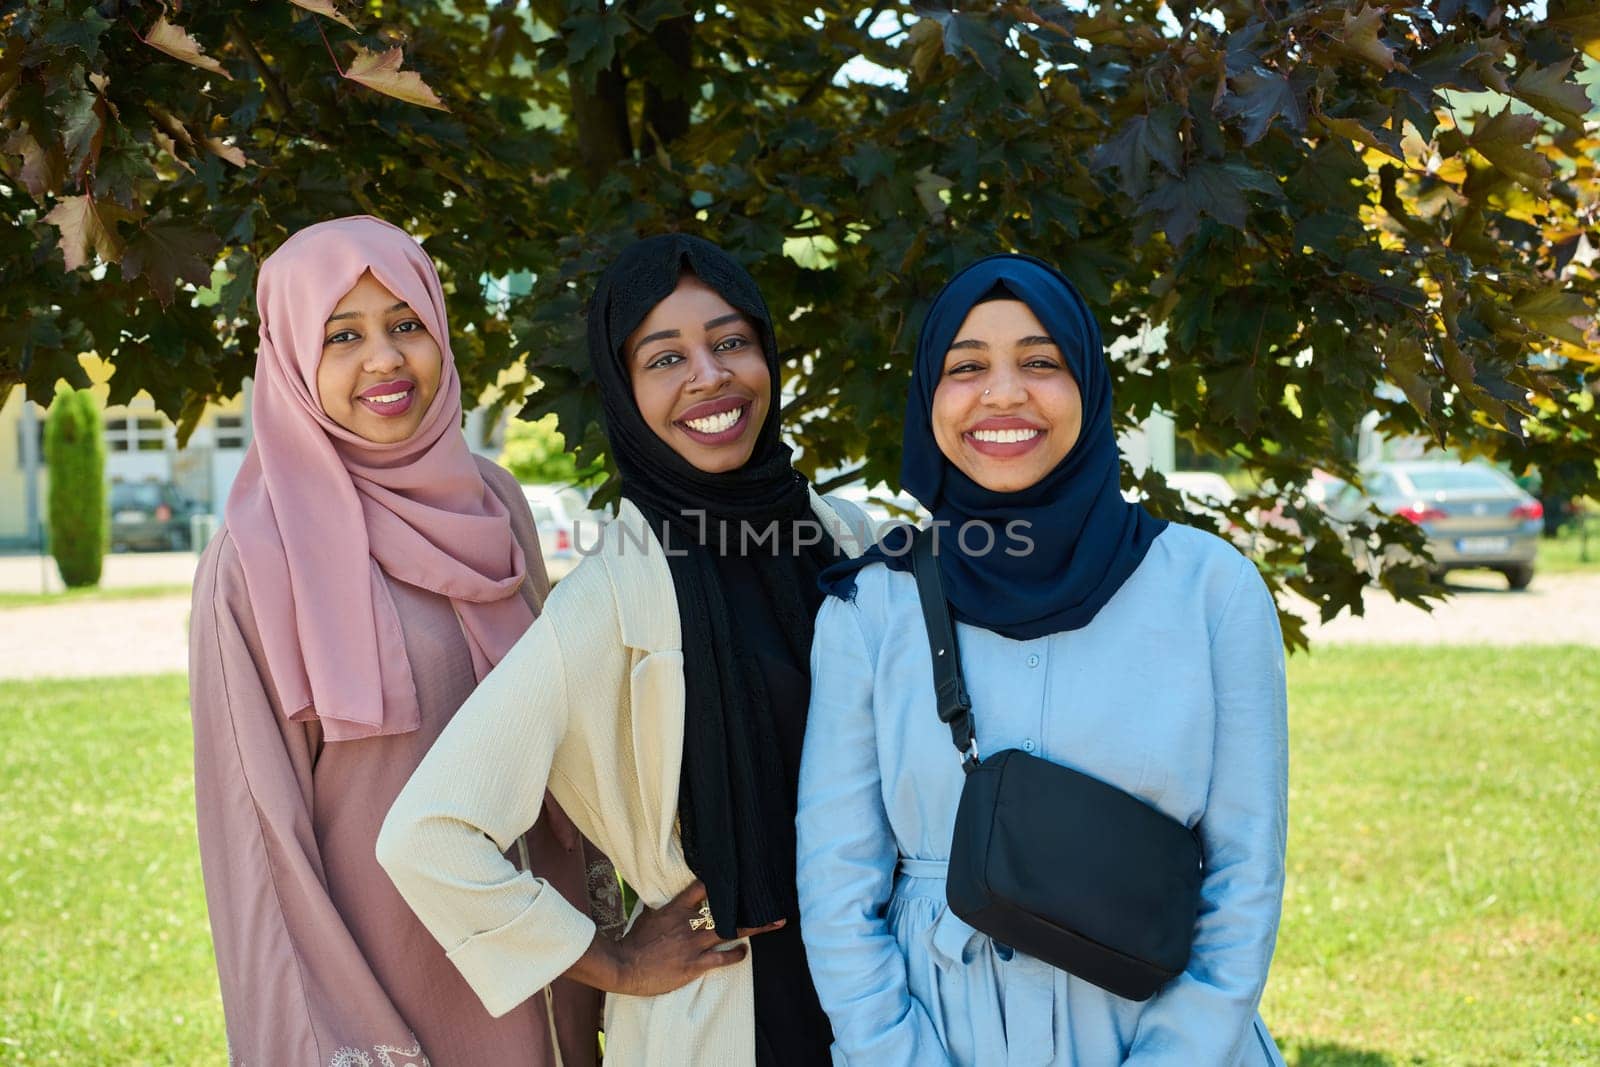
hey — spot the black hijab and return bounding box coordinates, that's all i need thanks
[586,234,839,936]
[822,254,1166,637]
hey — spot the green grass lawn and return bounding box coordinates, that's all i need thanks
[1537,519,1600,576]
[0,675,222,1063]
[2,650,1597,1065]
[1266,646,1600,1066]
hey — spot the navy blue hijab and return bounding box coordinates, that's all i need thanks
[823,254,1166,639]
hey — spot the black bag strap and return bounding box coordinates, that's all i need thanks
[910,527,979,769]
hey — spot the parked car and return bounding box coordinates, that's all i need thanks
[110,480,205,552]
[1317,460,1542,589]
[521,484,597,582]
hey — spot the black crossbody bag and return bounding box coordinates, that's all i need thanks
[909,528,1203,1001]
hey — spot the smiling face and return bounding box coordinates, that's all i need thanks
[624,273,772,474]
[315,270,444,445]
[930,298,1083,493]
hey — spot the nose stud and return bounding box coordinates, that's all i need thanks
[984,389,991,397]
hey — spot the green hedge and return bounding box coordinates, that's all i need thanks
[44,384,106,588]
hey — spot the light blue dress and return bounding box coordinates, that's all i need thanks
[796,523,1289,1067]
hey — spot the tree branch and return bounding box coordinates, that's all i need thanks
[814,465,866,494]
[227,18,292,122]
[796,2,890,109]
[314,19,345,77]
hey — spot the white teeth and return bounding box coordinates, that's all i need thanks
[683,407,743,434]
[365,389,410,404]
[971,428,1040,444]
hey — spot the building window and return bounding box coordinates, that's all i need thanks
[214,414,246,449]
[135,416,165,451]
[17,407,47,468]
[105,415,171,453]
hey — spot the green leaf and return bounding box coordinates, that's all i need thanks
[1294,212,1361,256]
[1408,39,1488,93]
[1391,87,1439,144]
[1512,286,1591,346]
[1318,111,1404,161]
[843,143,894,188]
[58,92,103,178]
[0,309,65,383]
[1382,329,1433,420]
[39,4,112,61]
[1285,139,1368,209]
[1219,64,1305,145]
[89,134,155,209]
[1468,106,1552,192]
[1546,0,1600,62]
[1205,362,1262,435]
[1138,161,1280,245]
[1334,6,1398,72]
[924,8,1007,78]
[1510,57,1594,131]
[562,8,627,91]
[1091,104,1183,198]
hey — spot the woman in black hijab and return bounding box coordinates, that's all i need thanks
[589,233,850,1062]
[382,234,866,1066]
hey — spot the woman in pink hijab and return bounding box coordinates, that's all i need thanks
[189,216,610,1065]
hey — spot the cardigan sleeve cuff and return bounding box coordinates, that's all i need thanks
[445,880,598,1017]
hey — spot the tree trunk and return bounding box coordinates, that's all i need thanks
[639,11,695,157]
[571,56,633,188]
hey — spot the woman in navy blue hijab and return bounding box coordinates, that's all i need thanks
[822,253,1167,634]
[798,254,1290,1065]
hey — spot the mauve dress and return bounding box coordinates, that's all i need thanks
[189,456,612,1067]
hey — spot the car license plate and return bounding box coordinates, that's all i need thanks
[114,510,147,523]
[1456,536,1511,554]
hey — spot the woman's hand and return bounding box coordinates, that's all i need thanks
[565,881,784,997]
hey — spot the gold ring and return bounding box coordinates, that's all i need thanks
[689,900,715,932]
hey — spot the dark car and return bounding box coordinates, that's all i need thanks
[110,481,204,552]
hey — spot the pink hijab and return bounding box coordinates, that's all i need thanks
[224,216,534,742]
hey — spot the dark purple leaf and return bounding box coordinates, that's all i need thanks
[122,224,221,306]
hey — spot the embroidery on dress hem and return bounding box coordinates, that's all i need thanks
[229,1038,423,1066]
[375,1043,430,1067]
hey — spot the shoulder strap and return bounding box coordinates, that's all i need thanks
[910,528,979,767]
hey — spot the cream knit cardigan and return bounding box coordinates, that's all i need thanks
[378,491,867,1066]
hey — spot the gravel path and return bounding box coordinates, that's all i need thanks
[0,594,191,681]
[0,550,198,594]
[2,571,1595,683]
[1285,570,1600,647]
